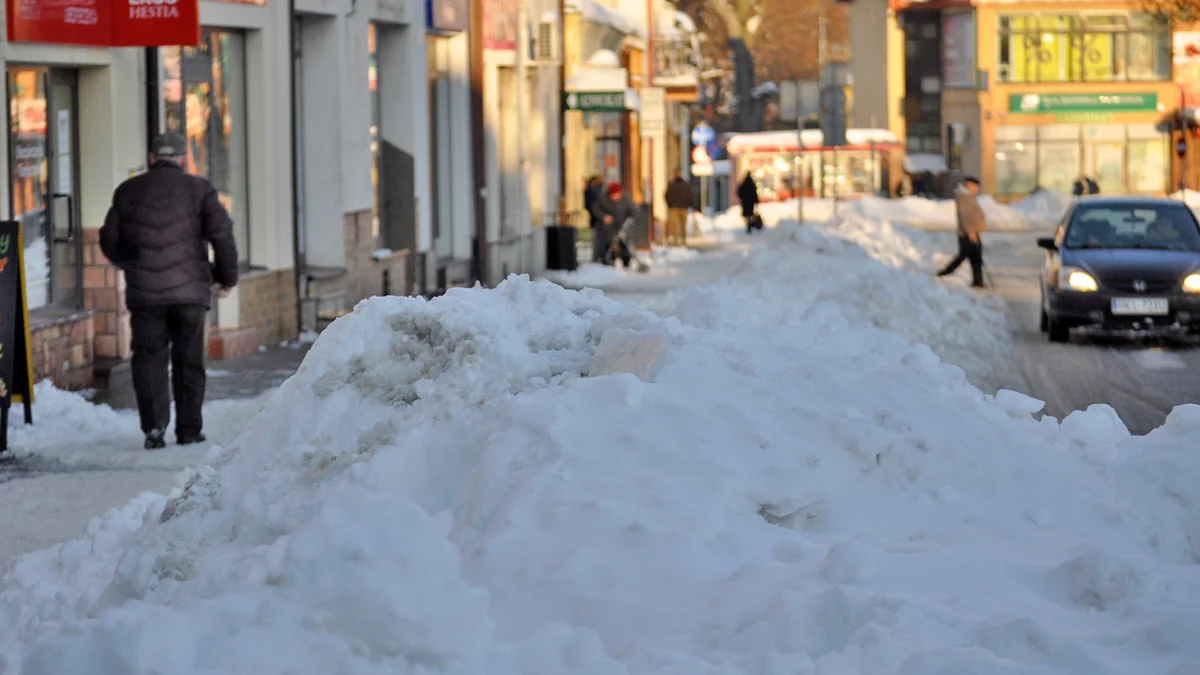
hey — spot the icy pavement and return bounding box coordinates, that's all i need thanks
[0,346,309,564]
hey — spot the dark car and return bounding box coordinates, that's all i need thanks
[1038,196,1200,343]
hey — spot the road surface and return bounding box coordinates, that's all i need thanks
[983,230,1200,435]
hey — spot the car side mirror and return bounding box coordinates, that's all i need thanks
[1036,237,1057,251]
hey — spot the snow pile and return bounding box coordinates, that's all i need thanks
[697,191,1071,235]
[2,257,1200,672]
[651,216,1023,393]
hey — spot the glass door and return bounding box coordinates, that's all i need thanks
[49,69,82,308]
[6,67,82,311]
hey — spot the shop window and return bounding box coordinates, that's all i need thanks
[997,12,1170,83]
[8,67,83,311]
[995,126,1039,196]
[161,30,250,265]
[1127,124,1166,193]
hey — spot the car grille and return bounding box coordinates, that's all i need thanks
[1100,277,1179,293]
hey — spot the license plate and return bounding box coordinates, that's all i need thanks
[1111,298,1169,316]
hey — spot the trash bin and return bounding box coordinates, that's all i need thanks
[629,205,652,250]
[545,225,579,271]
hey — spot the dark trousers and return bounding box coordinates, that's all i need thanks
[130,304,208,437]
[939,235,985,286]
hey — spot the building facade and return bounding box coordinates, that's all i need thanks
[293,0,430,328]
[894,0,1182,200]
[3,0,439,391]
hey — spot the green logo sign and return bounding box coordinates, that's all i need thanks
[564,91,627,112]
[1009,93,1158,114]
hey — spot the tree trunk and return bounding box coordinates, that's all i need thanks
[728,37,761,132]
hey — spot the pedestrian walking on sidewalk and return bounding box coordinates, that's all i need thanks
[664,170,694,246]
[100,132,239,450]
[936,176,989,288]
[737,173,760,234]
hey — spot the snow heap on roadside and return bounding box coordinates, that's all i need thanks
[696,190,1072,236]
[2,230,1200,674]
[651,215,1023,393]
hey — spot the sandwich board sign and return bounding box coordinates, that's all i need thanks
[0,219,35,452]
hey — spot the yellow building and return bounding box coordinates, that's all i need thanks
[898,0,1181,200]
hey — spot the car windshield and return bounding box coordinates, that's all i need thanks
[1063,204,1200,252]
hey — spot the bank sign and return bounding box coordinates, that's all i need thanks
[6,0,201,46]
[1009,93,1158,114]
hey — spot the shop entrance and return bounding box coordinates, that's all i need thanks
[7,67,83,312]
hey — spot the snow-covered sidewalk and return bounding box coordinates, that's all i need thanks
[1,209,1198,674]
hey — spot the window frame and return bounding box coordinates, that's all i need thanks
[996,11,1172,84]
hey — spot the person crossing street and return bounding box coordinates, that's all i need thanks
[100,132,240,450]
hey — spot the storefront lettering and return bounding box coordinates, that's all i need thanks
[128,0,180,18]
[1010,93,1158,114]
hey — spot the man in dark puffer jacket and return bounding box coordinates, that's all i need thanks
[100,132,239,450]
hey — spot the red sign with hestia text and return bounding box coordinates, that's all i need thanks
[6,0,112,46]
[111,0,200,46]
[6,0,200,46]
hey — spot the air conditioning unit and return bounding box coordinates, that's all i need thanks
[531,20,562,65]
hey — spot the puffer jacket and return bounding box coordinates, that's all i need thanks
[100,161,239,309]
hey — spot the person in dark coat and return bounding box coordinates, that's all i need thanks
[590,182,635,268]
[583,175,605,261]
[100,132,239,450]
[664,170,695,246]
[737,173,760,233]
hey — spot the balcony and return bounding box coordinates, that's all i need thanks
[654,35,701,91]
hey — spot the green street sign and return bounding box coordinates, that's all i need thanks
[1009,93,1158,114]
[564,91,628,112]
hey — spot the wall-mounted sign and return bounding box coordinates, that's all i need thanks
[483,0,517,50]
[941,12,976,89]
[111,0,200,46]
[5,0,201,46]
[0,220,35,453]
[1175,32,1200,110]
[5,0,111,45]
[1009,93,1158,114]
[564,91,630,112]
[427,0,467,33]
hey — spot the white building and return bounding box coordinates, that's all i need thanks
[1,0,435,389]
[476,0,564,286]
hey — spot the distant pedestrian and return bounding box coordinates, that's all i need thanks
[583,175,605,262]
[1072,175,1100,196]
[99,132,239,450]
[590,182,634,268]
[737,173,760,234]
[664,170,694,246]
[936,175,988,288]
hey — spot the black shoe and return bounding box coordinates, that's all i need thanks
[177,433,207,446]
[144,430,166,450]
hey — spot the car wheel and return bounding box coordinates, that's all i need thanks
[1048,318,1070,344]
[1039,308,1048,333]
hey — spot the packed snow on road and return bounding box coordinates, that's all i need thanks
[1,207,1199,675]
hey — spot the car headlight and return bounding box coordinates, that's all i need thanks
[1185,274,1200,293]
[1059,266,1098,292]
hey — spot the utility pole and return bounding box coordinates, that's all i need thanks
[646,0,657,244]
[516,0,530,250]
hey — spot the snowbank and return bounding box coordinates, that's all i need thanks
[2,234,1199,673]
[697,191,1072,235]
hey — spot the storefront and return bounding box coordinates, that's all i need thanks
[993,96,1168,195]
[974,5,1178,199]
[3,5,149,390]
[562,0,644,224]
